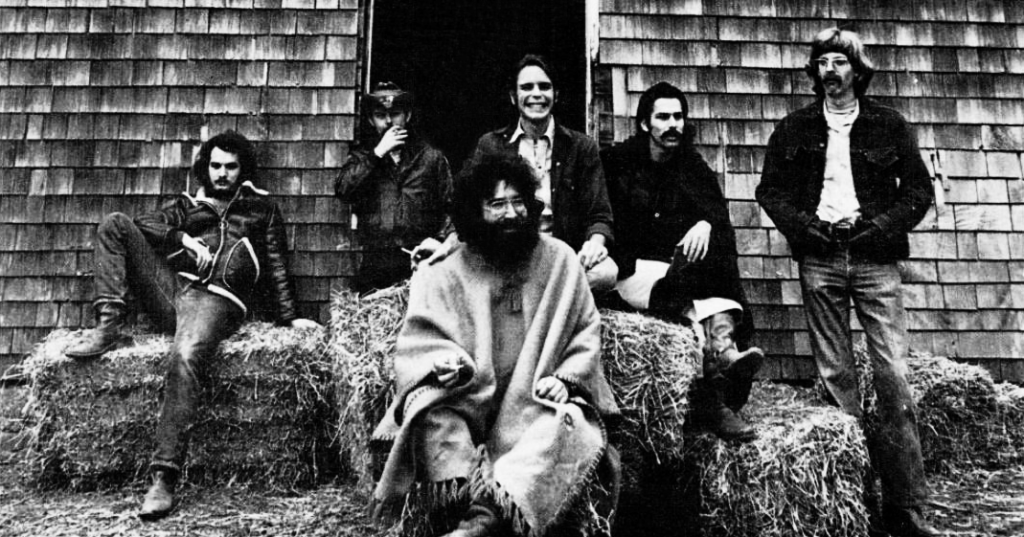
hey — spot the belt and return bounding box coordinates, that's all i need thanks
[829,222,855,244]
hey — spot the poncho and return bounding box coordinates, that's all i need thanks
[372,235,620,536]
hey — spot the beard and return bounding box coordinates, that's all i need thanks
[468,216,541,267]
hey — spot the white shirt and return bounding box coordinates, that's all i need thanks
[510,119,555,234]
[816,100,862,224]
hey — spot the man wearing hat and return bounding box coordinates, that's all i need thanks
[335,82,453,294]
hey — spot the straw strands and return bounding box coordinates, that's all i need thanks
[21,323,337,491]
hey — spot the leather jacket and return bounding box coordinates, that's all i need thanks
[133,181,298,323]
[757,98,933,262]
[470,122,614,250]
[335,133,453,249]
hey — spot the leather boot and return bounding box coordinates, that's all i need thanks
[65,301,128,359]
[695,375,756,442]
[139,469,177,521]
[441,503,500,537]
[702,312,763,412]
[882,504,941,537]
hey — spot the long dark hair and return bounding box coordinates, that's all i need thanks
[192,130,258,190]
[635,81,695,145]
[451,154,542,246]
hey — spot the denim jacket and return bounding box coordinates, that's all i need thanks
[757,98,933,262]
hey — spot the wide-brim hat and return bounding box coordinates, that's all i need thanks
[364,82,415,112]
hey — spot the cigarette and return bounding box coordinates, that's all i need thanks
[401,248,414,256]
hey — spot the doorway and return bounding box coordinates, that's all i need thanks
[368,0,588,171]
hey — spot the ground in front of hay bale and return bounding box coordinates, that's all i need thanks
[1,456,1022,536]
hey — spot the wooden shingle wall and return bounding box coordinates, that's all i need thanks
[0,0,362,372]
[596,0,1024,381]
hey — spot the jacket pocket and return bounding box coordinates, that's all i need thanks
[859,147,898,168]
[221,237,260,292]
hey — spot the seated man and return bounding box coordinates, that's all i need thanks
[64,130,319,519]
[416,55,617,292]
[372,155,620,537]
[602,82,763,441]
[336,82,453,294]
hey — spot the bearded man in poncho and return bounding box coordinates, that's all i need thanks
[371,154,621,537]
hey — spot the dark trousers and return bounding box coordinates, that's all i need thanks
[94,212,177,331]
[151,286,243,471]
[799,247,928,508]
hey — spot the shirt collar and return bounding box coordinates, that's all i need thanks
[510,118,555,144]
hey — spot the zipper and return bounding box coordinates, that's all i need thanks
[200,188,242,285]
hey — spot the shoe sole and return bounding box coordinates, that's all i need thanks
[64,337,129,359]
[723,351,764,383]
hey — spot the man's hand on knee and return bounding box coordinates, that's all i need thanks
[535,376,569,404]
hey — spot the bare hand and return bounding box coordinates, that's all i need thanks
[578,237,608,271]
[290,318,322,330]
[433,354,464,387]
[535,376,569,404]
[182,234,213,273]
[410,238,442,270]
[420,234,458,267]
[374,127,407,157]
[676,221,711,263]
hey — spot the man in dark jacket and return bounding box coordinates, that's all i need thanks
[418,55,616,292]
[336,82,453,294]
[602,82,763,441]
[756,29,937,537]
[65,130,319,520]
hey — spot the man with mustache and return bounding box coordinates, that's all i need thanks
[63,130,320,519]
[416,55,617,292]
[757,29,937,537]
[336,82,453,294]
[371,154,620,537]
[601,82,763,441]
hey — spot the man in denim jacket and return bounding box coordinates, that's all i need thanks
[65,130,319,520]
[756,29,937,537]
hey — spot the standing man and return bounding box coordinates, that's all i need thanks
[757,28,937,537]
[418,55,617,292]
[65,130,320,519]
[336,82,453,294]
[602,82,763,441]
[372,154,620,537]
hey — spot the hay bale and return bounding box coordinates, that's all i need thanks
[678,382,870,537]
[327,285,407,489]
[838,348,1024,474]
[21,323,337,491]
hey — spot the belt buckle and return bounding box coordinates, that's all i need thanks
[830,222,854,244]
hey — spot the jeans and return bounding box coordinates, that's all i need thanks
[799,247,928,508]
[94,212,177,331]
[151,286,244,471]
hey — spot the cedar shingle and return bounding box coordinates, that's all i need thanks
[967,0,1006,23]
[176,8,209,33]
[316,89,355,115]
[325,36,356,61]
[14,225,54,251]
[985,154,1020,180]
[238,10,271,34]
[36,34,67,59]
[957,48,981,72]
[90,60,133,86]
[976,233,1012,260]
[168,88,204,113]
[942,284,978,309]
[957,232,980,258]
[1013,205,1024,232]
[978,49,1006,73]
[209,9,241,34]
[2,34,38,59]
[136,8,176,33]
[268,61,334,87]
[931,48,959,72]
[954,204,1012,230]
[323,141,349,167]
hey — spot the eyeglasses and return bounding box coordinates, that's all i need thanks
[814,57,850,70]
[485,196,528,214]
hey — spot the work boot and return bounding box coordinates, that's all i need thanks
[65,301,128,359]
[882,505,941,537]
[139,469,177,521]
[695,376,756,442]
[441,503,500,537]
[702,311,763,412]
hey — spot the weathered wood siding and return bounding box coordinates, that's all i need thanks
[0,0,362,371]
[596,0,1024,380]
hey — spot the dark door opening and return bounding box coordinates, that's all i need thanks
[369,0,587,171]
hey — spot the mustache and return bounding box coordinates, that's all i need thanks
[822,74,842,83]
[661,129,682,139]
